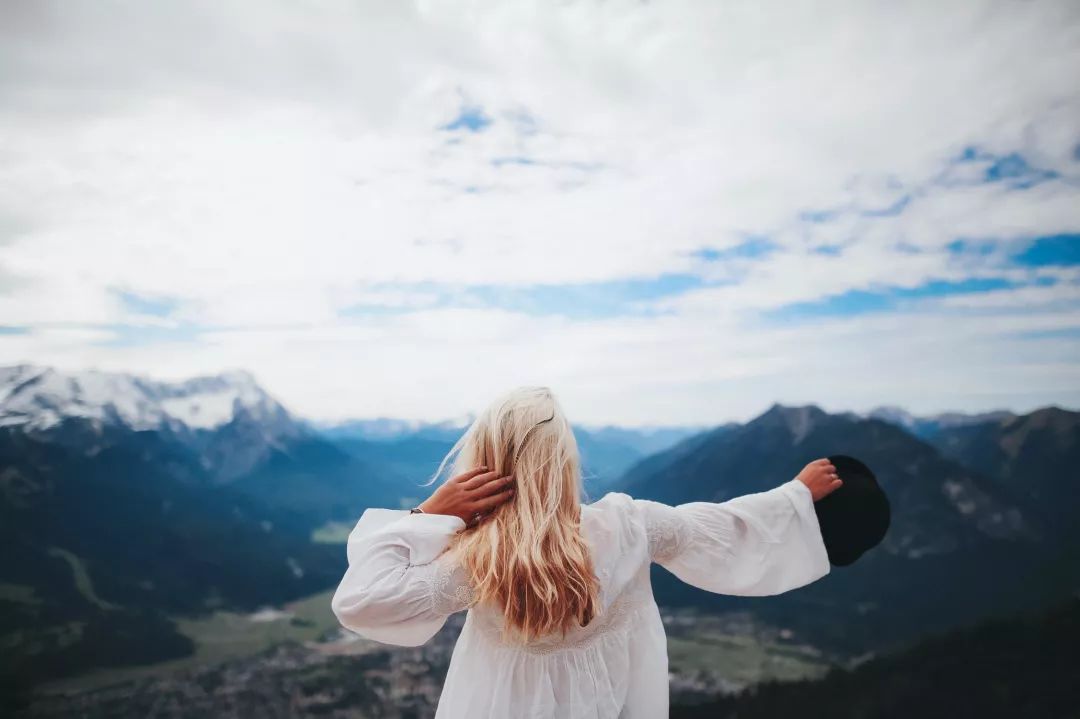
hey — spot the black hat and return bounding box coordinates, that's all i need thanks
[813,455,891,566]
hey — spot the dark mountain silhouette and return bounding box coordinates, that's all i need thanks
[623,403,1040,546]
[230,433,405,523]
[620,403,1078,655]
[920,406,1080,538]
[0,419,350,687]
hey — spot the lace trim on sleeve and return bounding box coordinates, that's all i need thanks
[418,558,478,616]
[646,509,696,563]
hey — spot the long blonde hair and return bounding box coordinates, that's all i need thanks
[428,386,601,642]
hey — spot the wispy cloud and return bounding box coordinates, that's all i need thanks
[0,0,1077,423]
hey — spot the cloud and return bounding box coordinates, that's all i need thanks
[0,0,1078,423]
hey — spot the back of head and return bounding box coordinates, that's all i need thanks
[432,386,600,643]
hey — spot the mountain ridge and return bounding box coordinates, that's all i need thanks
[617,400,1078,656]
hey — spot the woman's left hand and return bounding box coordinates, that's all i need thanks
[795,458,842,502]
[418,466,516,526]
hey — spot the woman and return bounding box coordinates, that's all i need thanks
[331,386,840,718]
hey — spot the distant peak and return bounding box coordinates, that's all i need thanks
[0,362,44,374]
[1014,405,1078,432]
[760,402,827,419]
[865,406,924,431]
[217,368,257,384]
[1025,405,1072,418]
[754,403,829,443]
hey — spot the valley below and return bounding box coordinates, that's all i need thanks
[22,594,844,718]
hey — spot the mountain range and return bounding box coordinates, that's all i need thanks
[622,401,1080,655]
[1,363,1077,702]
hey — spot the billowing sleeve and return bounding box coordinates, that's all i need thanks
[634,478,831,596]
[330,508,476,646]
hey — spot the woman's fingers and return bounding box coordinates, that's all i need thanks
[473,474,515,496]
[472,488,515,512]
[453,466,492,484]
[461,469,507,491]
[458,469,499,489]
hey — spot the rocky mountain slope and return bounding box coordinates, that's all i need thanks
[918,406,1080,534]
[620,403,1077,654]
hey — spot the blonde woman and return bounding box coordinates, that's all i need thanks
[331,386,840,718]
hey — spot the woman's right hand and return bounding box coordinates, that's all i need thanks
[796,458,843,502]
[418,466,516,526]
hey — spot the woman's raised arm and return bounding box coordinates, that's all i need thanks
[330,508,473,646]
[331,465,514,646]
[634,462,838,596]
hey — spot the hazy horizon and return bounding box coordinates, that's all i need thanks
[3,361,1072,429]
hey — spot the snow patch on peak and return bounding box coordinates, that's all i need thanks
[759,404,826,444]
[867,405,917,428]
[0,364,296,434]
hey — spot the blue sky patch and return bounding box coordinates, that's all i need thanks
[113,289,178,318]
[764,276,1019,322]
[946,238,998,257]
[950,146,1059,189]
[691,237,779,263]
[984,152,1059,188]
[440,104,493,133]
[1011,234,1080,266]
[341,274,710,321]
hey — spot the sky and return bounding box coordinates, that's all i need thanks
[0,0,1078,426]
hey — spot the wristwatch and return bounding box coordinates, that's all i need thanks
[409,506,425,515]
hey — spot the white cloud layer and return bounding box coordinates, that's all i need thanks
[0,0,1078,424]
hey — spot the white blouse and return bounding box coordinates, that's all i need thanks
[331,478,831,718]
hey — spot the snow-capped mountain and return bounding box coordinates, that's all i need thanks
[0,364,313,483]
[0,364,300,434]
